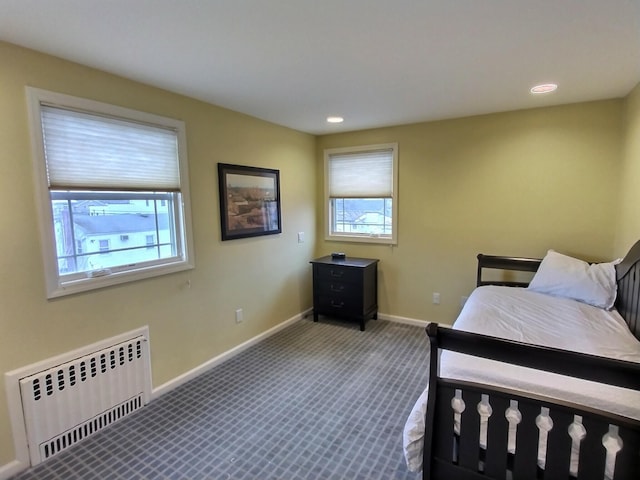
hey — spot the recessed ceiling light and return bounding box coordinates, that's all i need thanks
[530,83,558,94]
[326,116,344,123]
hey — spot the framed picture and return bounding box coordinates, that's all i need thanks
[217,163,282,241]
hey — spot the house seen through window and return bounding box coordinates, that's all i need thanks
[52,194,176,275]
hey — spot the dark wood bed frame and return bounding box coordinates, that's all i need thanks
[422,240,640,480]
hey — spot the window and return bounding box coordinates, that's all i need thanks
[27,87,194,298]
[98,239,110,253]
[324,143,398,244]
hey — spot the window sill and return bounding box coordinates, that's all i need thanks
[325,234,396,245]
[46,260,194,298]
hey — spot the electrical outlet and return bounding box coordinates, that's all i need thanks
[432,292,440,305]
[297,232,305,243]
[235,308,243,323]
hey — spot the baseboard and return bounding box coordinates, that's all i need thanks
[0,460,27,480]
[152,308,313,399]
[378,312,429,327]
[379,312,453,328]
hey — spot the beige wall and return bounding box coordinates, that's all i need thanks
[0,42,316,464]
[617,82,640,254]
[316,100,624,324]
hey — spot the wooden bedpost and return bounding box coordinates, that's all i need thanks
[423,323,440,479]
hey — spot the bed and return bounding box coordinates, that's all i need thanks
[403,240,640,480]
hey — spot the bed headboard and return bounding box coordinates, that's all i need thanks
[615,239,640,340]
[476,239,640,341]
[476,254,541,288]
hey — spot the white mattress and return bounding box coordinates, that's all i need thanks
[403,286,640,474]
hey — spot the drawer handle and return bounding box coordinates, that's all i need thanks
[330,300,345,308]
[330,284,344,292]
[330,269,344,278]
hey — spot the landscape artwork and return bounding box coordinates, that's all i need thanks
[217,163,282,241]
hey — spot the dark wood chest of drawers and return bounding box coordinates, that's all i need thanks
[310,256,379,331]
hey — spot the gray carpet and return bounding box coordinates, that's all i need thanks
[11,317,428,479]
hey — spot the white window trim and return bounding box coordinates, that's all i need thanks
[324,143,398,245]
[26,87,195,298]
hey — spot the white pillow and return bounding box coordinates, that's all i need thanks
[528,250,619,310]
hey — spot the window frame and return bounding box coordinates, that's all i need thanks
[324,143,398,245]
[26,87,195,298]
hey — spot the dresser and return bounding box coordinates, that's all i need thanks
[310,256,379,331]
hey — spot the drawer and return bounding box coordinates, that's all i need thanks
[316,295,361,314]
[314,264,361,283]
[316,280,359,297]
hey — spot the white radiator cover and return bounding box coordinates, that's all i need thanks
[7,328,151,466]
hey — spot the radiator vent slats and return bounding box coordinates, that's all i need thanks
[41,395,143,460]
[18,336,149,466]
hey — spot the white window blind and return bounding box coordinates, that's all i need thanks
[328,149,393,198]
[41,105,180,191]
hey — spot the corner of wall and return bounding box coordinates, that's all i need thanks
[615,81,640,255]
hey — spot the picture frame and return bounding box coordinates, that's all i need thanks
[217,163,282,241]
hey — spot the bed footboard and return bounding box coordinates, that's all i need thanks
[423,324,640,480]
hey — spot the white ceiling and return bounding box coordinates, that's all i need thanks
[1,0,639,135]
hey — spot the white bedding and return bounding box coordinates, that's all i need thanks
[403,286,640,473]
